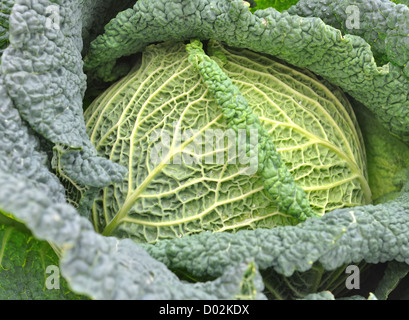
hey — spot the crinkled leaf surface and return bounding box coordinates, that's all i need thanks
[286,0,409,141]
[287,0,409,67]
[186,39,315,220]
[144,190,409,279]
[84,0,409,142]
[0,169,266,300]
[1,0,409,300]
[81,0,136,55]
[0,161,264,300]
[0,0,126,188]
[0,68,265,299]
[83,40,369,243]
[0,76,65,204]
[2,0,86,148]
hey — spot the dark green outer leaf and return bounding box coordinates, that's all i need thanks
[144,190,409,279]
[0,76,65,203]
[0,0,126,188]
[1,0,408,300]
[81,0,136,54]
[374,261,409,299]
[0,170,266,299]
[287,0,409,69]
[287,0,409,140]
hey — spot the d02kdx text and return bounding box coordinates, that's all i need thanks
[204,304,249,315]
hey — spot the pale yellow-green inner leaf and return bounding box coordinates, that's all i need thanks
[84,41,370,244]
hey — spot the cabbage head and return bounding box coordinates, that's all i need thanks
[83,40,371,244]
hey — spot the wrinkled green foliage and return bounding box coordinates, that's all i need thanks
[287,0,409,69]
[0,74,265,299]
[0,170,265,300]
[287,0,409,141]
[0,0,266,300]
[81,0,136,55]
[144,189,409,299]
[84,0,409,143]
[1,0,409,300]
[1,0,127,190]
[82,39,369,243]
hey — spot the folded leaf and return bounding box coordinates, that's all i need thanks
[186,39,314,219]
[0,76,65,203]
[81,0,136,54]
[144,190,409,279]
[0,169,266,299]
[0,0,126,188]
[287,0,409,68]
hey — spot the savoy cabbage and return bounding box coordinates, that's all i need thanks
[1,0,409,300]
[81,39,370,242]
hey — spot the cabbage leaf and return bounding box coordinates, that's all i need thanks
[0,0,127,189]
[1,0,409,300]
[82,40,370,242]
[84,0,409,142]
